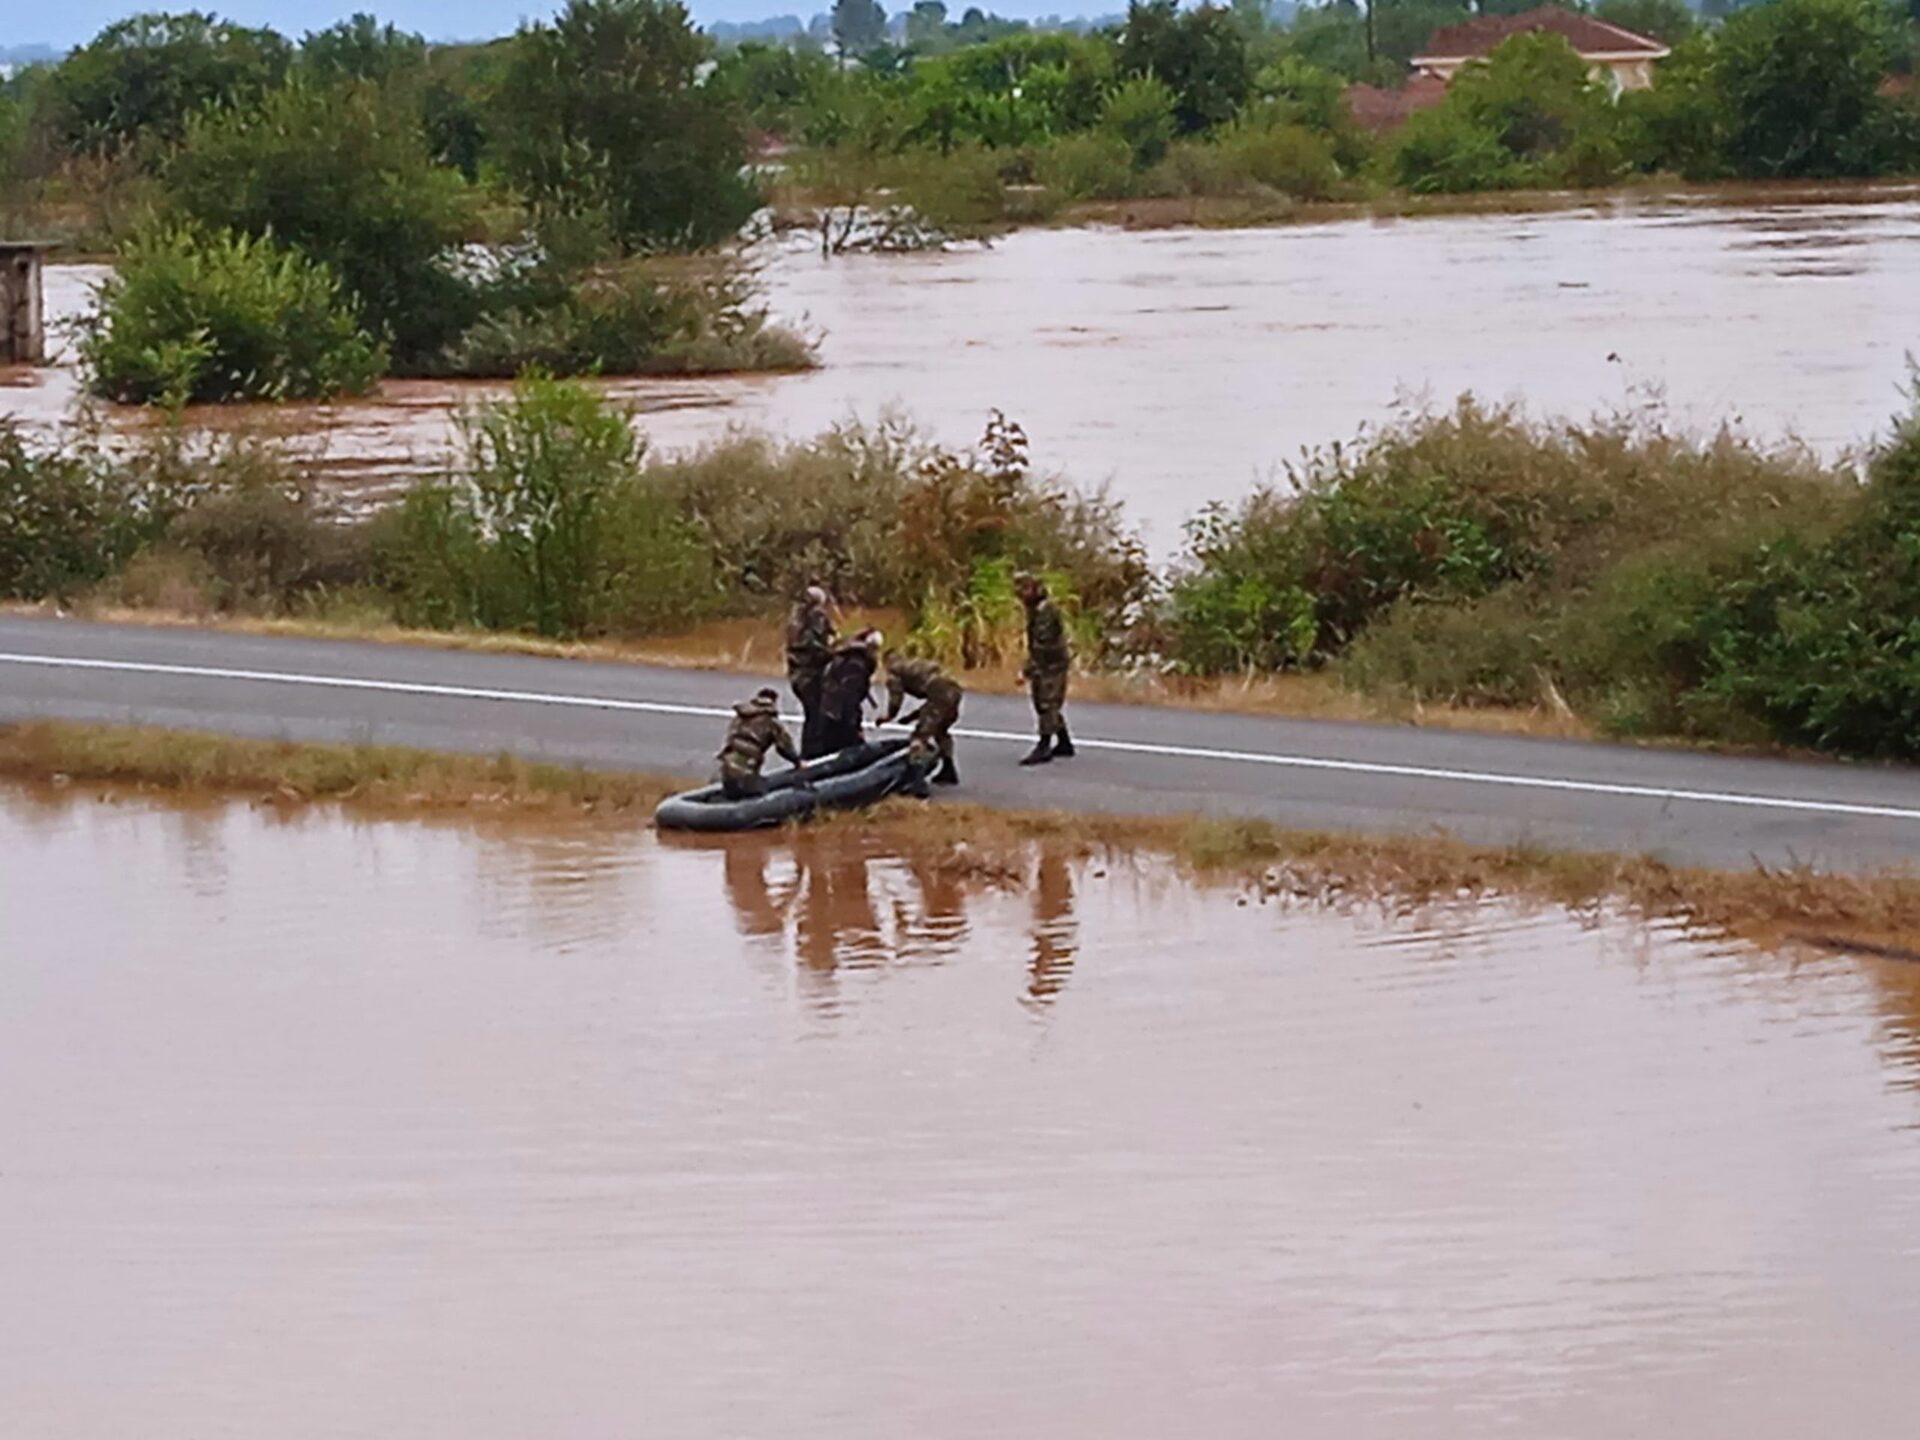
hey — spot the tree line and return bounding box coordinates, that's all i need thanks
[1,0,1917,403]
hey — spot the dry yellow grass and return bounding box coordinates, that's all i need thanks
[0,721,681,816]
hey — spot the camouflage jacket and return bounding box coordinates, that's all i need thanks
[819,644,877,726]
[718,696,799,776]
[1024,597,1071,677]
[785,603,836,685]
[884,656,963,720]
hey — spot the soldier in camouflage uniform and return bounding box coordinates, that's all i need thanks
[816,628,883,757]
[1015,572,1075,766]
[785,584,838,759]
[716,687,802,799]
[882,650,964,791]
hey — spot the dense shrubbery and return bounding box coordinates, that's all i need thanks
[80,225,385,404]
[1159,395,1920,760]
[16,381,1920,761]
[371,381,1148,651]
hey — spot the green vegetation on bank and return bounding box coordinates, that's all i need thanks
[11,373,1920,764]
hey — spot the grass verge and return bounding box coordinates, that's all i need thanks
[0,721,681,816]
[5,720,1918,954]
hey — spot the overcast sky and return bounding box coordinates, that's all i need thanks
[18,2,1110,51]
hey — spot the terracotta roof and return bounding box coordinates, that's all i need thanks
[1344,74,1449,135]
[1414,6,1668,63]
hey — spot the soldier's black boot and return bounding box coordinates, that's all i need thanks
[1053,722,1075,759]
[1019,738,1054,766]
[900,764,933,800]
[933,757,960,786]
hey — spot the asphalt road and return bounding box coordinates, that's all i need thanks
[3,614,1919,872]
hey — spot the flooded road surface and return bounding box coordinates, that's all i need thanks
[4,789,1920,1437]
[10,185,1920,549]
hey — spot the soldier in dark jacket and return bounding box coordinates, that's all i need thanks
[1015,572,1075,766]
[717,687,801,799]
[786,584,837,758]
[882,650,964,790]
[816,629,882,756]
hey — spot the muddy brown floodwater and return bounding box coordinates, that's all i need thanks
[4,788,1920,1437]
[8,183,1920,552]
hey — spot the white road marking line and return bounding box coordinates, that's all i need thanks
[4,649,1919,824]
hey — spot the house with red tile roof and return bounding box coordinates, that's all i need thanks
[1412,5,1671,95]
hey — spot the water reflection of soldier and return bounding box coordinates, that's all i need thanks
[722,841,791,940]
[716,687,802,799]
[1015,573,1075,766]
[1025,851,1079,1006]
[881,650,963,795]
[786,584,838,759]
[816,628,882,757]
[791,836,883,983]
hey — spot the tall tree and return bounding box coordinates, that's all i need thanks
[299,14,429,83]
[49,11,291,158]
[1715,0,1895,177]
[832,0,890,57]
[495,0,758,252]
[1118,0,1253,133]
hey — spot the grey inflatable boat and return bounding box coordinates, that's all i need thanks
[653,737,914,832]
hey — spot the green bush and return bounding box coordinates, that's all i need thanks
[1389,107,1529,194]
[1035,131,1137,200]
[649,413,1148,645]
[1166,399,1847,676]
[1339,590,1551,708]
[458,371,639,637]
[1211,113,1342,199]
[886,144,1010,233]
[81,224,385,404]
[376,372,723,639]
[432,258,815,379]
[1389,33,1621,193]
[1655,423,1920,757]
[166,74,477,367]
[1100,74,1179,168]
[163,475,366,613]
[0,424,175,599]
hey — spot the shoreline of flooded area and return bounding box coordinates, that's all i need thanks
[8,182,1920,551]
[4,786,1920,1437]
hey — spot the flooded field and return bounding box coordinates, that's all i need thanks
[8,184,1920,550]
[4,786,1920,1437]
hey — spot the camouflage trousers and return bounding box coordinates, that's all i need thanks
[1027,667,1068,740]
[906,686,961,767]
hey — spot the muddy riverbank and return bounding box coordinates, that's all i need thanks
[4,782,1920,1437]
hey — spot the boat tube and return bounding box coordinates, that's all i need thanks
[653,737,914,832]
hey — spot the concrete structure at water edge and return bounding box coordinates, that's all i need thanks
[1,241,53,365]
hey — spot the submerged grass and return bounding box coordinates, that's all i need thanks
[6,721,1917,954]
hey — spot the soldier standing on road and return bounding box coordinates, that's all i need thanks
[786,584,838,759]
[1015,572,1075,766]
[881,650,964,793]
[716,687,802,799]
[816,628,883,756]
